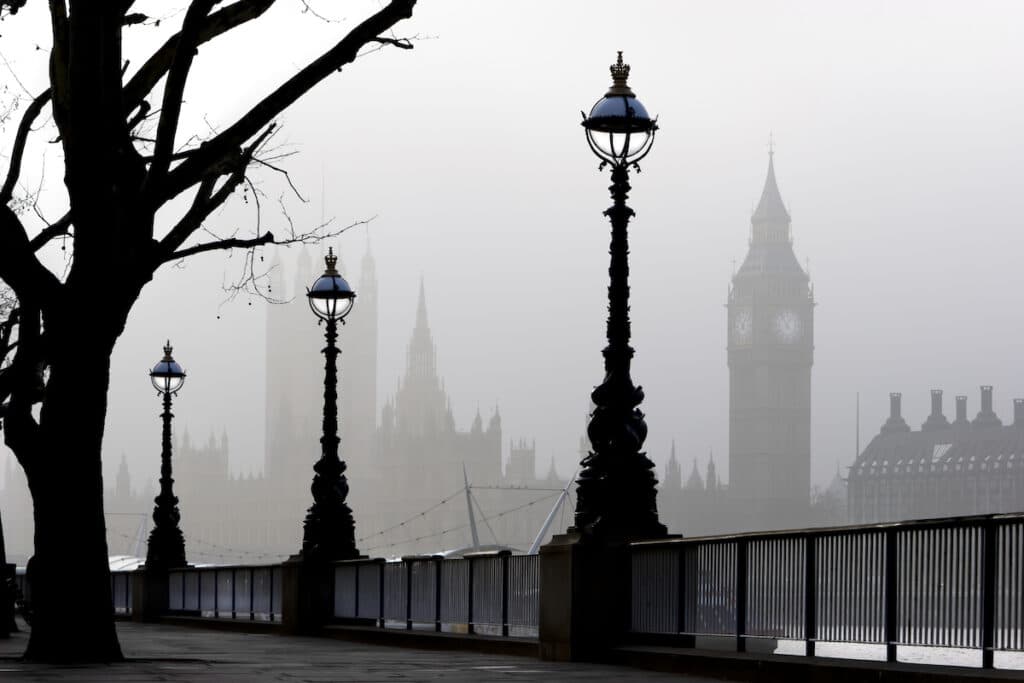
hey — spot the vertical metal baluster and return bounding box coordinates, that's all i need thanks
[1014,525,1020,650]
[942,530,949,647]
[885,528,898,662]
[982,520,997,668]
[378,562,385,629]
[805,535,816,657]
[467,557,475,635]
[250,568,255,621]
[435,557,443,633]
[405,560,413,630]
[501,552,510,637]
[736,539,747,652]
[268,569,274,623]
[679,546,694,646]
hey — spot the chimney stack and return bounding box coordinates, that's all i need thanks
[922,389,950,432]
[973,385,1003,428]
[1015,398,1024,427]
[881,392,911,435]
[955,395,968,425]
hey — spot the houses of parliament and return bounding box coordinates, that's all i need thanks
[1,246,564,564]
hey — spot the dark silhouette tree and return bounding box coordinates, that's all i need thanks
[0,0,418,662]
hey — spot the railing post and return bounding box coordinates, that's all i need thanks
[736,539,747,653]
[249,568,255,621]
[468,556,475,635]
[378,561,385,629]
[354,562,360,619]
[678,546,695,647]
[405,559,413,630]
[501,551,510,637]
[805,534,817,658]
[885,528,898,663]
[231,568,237,620]
[434,557,443,633]
[269,568,275,623]
[214,570,220,619]
[981,519,997,669]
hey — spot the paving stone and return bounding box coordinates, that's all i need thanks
[0,621,716,681]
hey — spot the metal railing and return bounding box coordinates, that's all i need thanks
[629,513,1024,669]
[332,551,539,638]
[167,565,282,621]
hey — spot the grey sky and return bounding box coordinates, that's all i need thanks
[2,1,1023,497]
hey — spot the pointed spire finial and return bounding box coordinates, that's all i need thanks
[768,131,775,157]
[752,144,791,227]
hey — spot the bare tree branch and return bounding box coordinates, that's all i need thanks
[2,303,42,470]
[162,0,416,201]
[371,36,413,50]
[144,0,216,197]
[156,123,276,260]
[0,205,61,307]
[167,230,277,261]
[123,0,277,114]
[28,211,72,251]
[1,88,51,204]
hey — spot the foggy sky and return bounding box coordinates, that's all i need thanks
[2,1,1023,500]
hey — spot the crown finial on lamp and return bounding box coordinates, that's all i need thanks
[324,246,339,275]
[606,51,634,97]
[162,340,174,361]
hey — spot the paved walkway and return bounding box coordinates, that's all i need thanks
[0,621,711,681]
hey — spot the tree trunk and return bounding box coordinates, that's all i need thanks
[22,331,123,662]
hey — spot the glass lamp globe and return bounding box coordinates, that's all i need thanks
[582,51,657,166]
[150,341,186,394]
[307,247,356,321]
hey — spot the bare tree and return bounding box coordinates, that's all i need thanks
[0,0,418,662]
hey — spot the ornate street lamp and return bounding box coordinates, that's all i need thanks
[145,341,187,569]
[572,52,667,540]
[301,247,359,562]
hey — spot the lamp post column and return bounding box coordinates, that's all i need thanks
[301,315,357,562]
[146,390,186,569]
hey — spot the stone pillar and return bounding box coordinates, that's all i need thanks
[131,567,169,622]
[539,531,631,661]
[281,556,334,635]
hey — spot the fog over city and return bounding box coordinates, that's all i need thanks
[2,1,1024,560]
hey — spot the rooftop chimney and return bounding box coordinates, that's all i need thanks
[881,392,911,436]
[921,389,950,432]
[1015,399,1024,427]
[973,385,1003,428]
[954,395,969,426]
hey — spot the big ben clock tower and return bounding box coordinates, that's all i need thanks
[727,150,813,530]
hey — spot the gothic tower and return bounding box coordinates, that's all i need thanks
[339,241,379,474]
[727,151,814,530]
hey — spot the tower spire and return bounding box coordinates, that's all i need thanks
[752,146,791,231]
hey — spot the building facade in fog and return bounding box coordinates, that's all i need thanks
[848,387,1024,524]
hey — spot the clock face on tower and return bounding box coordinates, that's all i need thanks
[733,308,753,345]
[773,309,802,343]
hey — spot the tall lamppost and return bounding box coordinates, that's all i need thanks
[572,52,667,540]
[301,247,359,562]
[146,341,187,569]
